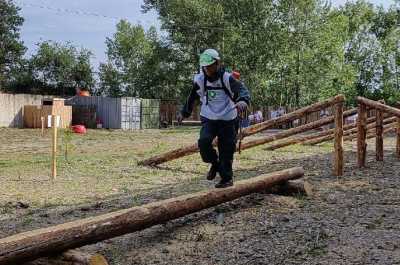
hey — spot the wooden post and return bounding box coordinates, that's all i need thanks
[334,102,344,176]
[41,117,45,137]
[375,109,384,161]
[397,117,400,158]
[357,103,367,168]
[51,115,57,180]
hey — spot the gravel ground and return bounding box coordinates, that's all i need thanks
[1,128,400,265]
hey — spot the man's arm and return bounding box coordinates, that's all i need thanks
[181,82,200,118]
[229,76,250,105]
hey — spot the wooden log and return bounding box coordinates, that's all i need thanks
[239,108,355,151]
[397,117,400,158]
[173,120,201,126]
[0,167,304,265]
[345,121,396,141]
[357,103,368,168]
[304,116,396,146]
[27,250,108,265]
[242,94,345,137]
[138,95,347,166]
[265,108,358,150]
[357,97,400,118]
[334,102,344,176]
[376,109,384,161]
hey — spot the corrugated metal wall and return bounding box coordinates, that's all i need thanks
[66,96,142,130]
[66,96,121,129]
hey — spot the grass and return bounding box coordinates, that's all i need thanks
[0,127,334,211]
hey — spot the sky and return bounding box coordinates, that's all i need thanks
[16,0,395,68]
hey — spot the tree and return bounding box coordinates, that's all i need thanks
[0,0,25,88]
[99,20,180,99]
[30,41,95,95]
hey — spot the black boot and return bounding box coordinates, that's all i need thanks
[207,162,219,180]
[215,178,233,188]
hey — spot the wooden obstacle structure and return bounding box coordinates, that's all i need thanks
[356,97,400,167]
[266,115,396,150]
[139,95,346,176]
[0,167,304,265]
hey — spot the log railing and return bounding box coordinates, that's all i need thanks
[139,95,346,176]
[357,97,400,167]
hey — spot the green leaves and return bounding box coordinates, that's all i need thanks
[30,41,94,95]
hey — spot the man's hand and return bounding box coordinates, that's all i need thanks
[177,112,184,124]
[235,101,248,116]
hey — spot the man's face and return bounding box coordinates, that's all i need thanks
[204,62,218,77]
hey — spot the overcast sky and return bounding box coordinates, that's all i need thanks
[16,0,395,68]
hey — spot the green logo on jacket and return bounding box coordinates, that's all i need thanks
[208,90,217,100]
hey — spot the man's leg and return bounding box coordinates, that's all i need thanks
[198,118,219,179]
[216,119,238,187]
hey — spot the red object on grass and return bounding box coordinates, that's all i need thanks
[72,125,87,134]
[232,71,240,80]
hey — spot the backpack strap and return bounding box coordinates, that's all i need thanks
[204,74,209,105]
[220,74,234,101]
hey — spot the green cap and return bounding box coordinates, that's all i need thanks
[199,49,220,67]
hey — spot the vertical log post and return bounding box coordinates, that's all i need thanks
[397,117,400,158]
[375,109,384,161]
[334,102,344,176]
[357,103,367,168]
[41,116,45,137]
[51,115,57,180]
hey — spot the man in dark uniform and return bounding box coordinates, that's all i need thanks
[178,49,250,188]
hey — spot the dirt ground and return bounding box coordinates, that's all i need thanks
[1,127,400,265]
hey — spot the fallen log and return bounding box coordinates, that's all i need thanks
[0,167,304,265]
[139,95,346,166]
[27,250,108,265]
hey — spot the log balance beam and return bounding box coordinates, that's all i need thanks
[0,167,304,265]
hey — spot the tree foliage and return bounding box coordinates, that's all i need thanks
[0,0,25,88]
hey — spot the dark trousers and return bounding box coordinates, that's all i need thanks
[198,116,238,180]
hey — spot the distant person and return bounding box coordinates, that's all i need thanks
[177,48,250,188]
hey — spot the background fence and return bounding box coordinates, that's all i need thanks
[0,93,53,128]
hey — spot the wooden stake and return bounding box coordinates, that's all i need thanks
[357,103,367,168]
[334,102,344,176]
[375,109,384,161]
[0,168,304,265]
[397,117,400,158]
[41,117,45,137]
[51,115,57,180]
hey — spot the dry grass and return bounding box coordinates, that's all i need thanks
[0,127,331,210]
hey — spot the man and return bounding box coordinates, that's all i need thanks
[178,49,250,188]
